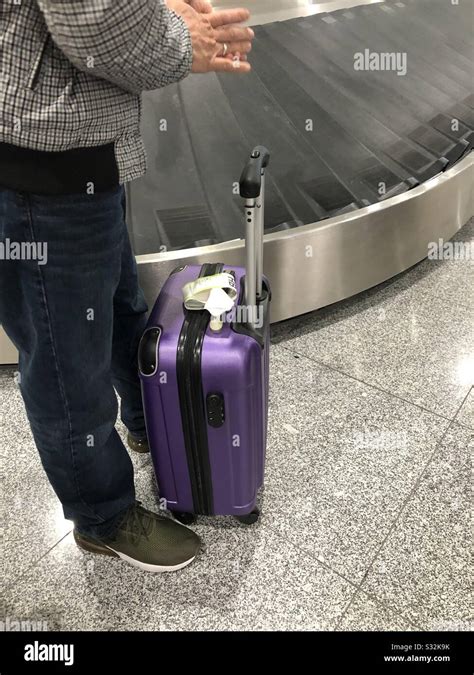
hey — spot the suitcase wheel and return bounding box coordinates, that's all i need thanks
[235,508,260,525]
[172,512,197,525]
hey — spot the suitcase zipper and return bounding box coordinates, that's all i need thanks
[177,262,224,515]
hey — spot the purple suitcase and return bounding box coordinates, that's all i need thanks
[138,147,271,523]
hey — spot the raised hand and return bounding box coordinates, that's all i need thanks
[167,2,253,73]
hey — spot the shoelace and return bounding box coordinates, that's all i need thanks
[119,502,155,547]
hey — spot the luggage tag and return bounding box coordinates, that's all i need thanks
[182,273,238,332]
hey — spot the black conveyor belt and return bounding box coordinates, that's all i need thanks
[127,0,474,255]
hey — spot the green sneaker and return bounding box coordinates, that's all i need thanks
[74,503,200,572]
[127,433,149,454]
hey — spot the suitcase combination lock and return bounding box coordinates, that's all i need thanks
[206,393,225,428]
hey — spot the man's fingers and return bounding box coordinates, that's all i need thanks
[212,56,251,72]
[209,8,251,28]
[215,24,254,43]
[218,40,252,56]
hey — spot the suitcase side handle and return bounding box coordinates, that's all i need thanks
[240,146,270,325]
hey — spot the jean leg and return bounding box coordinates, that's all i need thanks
[0,186,135,538]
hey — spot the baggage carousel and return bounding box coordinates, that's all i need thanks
[128,0,474,322]
[0,0,473,362]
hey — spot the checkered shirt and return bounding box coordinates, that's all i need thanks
[0,0,193,183]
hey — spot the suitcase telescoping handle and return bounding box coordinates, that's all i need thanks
[239,146,270,324]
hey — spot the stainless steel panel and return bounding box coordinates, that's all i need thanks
[137,153,474,323]
[214,0,384,24]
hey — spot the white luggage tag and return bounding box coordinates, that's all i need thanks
[182,273,237,332]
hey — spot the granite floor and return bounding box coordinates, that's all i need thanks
[1,218,472,632]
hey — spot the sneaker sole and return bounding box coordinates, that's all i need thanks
[73,530,196,573]
[106,547,196,573]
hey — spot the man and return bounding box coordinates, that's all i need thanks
[0,0,254,572]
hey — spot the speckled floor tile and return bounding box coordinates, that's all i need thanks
[392,257,473,315]
[3,521,355,631]
[0,367,38,471]
[362,423,473,631]
[3,458,73,591]
[1,385,151,591]
[455,388,474,430]
[1,366,70,589]
[259,346,450,583]
[337,590,417,631]
[272,261,473,419]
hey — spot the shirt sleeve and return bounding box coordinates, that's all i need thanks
[35,0,193,94]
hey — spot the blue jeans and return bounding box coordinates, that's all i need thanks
[0,185,148,538]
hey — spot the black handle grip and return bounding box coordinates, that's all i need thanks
[138,327,161,376]
[239,146,270,198]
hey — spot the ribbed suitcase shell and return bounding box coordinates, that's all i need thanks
[139,263,270,517]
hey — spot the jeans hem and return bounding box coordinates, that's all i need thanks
[75,501,134,541]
